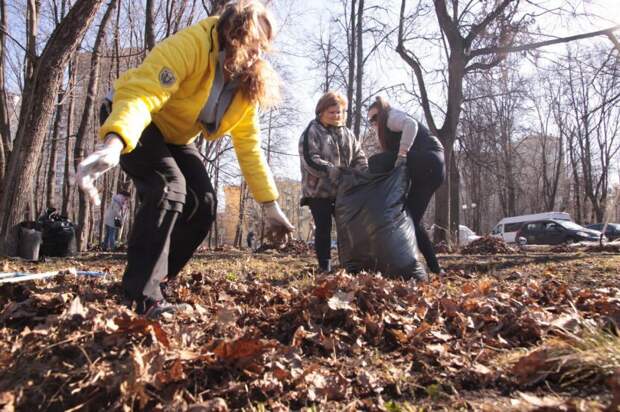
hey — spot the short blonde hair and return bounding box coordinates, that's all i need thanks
[315,91,347,116]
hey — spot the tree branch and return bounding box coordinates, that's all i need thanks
[397,0,437,133]
[465,57,505,73]
[464,0,514,47]
[0,27,29,55]
[470,25,620,58]
[607,32,620,52]
[433,0,462,47]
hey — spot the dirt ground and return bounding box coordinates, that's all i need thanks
[0,247,619,411]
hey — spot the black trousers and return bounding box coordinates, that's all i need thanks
[307,198,335,270]
[368,150,445,273]
[119,124,216,301]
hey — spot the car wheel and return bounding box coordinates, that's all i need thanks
[565,237,576,245]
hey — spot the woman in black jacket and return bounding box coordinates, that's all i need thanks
[367,96,445,275]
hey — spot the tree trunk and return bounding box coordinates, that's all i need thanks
[449,153,460,245]
[74,0,117,251]
[434,147,451,245]
[47,89,64,208]
[145,0,156,51]
[62,57,77,219]
[346,0,356,129]
[0,0,11,179]
[259,109,273,246]
[35,141,49,214]
[353,0,364,138]
[234,182,247,248]
[0,0,106,255]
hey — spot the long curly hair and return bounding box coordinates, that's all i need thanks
[368,96,392,151]
[217,0,280,107]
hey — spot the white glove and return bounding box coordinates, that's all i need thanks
[394,155,407,168]
[263,200,294,243]
[76,134,124,206]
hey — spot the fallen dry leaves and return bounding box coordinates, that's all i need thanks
[0,250,618,411]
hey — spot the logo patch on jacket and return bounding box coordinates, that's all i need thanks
[159,67,176,87]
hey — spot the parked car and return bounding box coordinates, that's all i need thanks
[585,223,620,241]
[515,219,603,245]
[459,225,481,246]
[491,212,572,243]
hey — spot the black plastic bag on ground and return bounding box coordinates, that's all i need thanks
[335,165,427,281]
[37,208,77,257]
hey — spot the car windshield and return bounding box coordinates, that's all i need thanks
[558,221,587,231]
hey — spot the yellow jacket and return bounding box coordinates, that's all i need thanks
[100,17,278,202]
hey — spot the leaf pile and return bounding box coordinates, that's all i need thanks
[433,240,453,254]
[255,239,311,255]
[462,236,516,255]
[586,243,620,253]
[0,252,618,411]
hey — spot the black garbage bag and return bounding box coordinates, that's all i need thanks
[334,165,427,281]
[37,208,77,257]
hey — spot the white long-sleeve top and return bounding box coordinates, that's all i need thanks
[104,194,128,227]
[386,108,419,155]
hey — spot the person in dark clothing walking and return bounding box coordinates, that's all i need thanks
[366,96,445,275]
[246,231,255,249]
[76,1,294,318]
[299,91,368,272]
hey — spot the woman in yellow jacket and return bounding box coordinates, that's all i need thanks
[76,0,293,318]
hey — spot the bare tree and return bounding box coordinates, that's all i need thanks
[145,0,156,51]
[562,47,620,222]
[0,0,106,255]
[396,0,620,243]
[62,56,77,219]
[74,0,118,251]
[46,89,64,208]
[0,0,11,180]
[531,74,565,212]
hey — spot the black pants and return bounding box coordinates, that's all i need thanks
[308,198,335,270]
[119,124,216,301]
[368,150,445,273]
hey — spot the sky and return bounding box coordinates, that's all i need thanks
[269,0,620,181]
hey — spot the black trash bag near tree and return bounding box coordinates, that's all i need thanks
[37,208,77,257]
[335,165,427,281]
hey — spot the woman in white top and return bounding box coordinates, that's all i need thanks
[103,191,129,251]
[367,96,445,274]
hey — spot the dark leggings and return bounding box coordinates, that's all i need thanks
[307,198,335,270]
[119,124,216,301]
[101,102,216,301]
[368,150,445,273]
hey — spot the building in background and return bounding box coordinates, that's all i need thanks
[217,177,313,247]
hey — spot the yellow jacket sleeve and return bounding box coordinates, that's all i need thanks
[231,105,279,203]
[99,26,204,153]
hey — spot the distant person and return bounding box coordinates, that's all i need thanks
[246,230,255,249]
[299,91,368,272]
[103,190,130,251]
[367,96,445,275]
[76,0,294,318]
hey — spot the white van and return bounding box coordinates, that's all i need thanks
[491,212,572,243]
